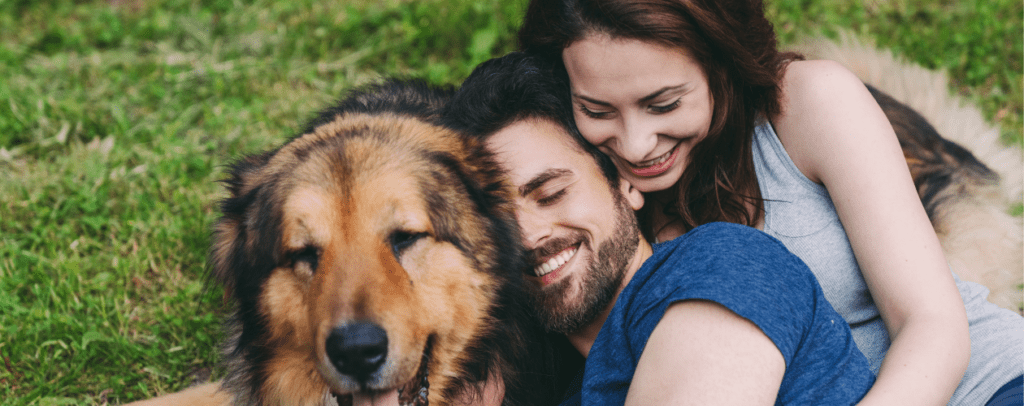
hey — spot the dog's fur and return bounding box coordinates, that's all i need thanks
[129,80,565,406]
[794,34,1023,312]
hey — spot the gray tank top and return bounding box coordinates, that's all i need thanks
[751,121,1023,405]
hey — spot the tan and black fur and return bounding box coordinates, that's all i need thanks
[129,80,567,406]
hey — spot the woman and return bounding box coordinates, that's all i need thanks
[517,0,1023,404]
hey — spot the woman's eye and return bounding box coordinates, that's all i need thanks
[649,98,681,114]
[578,104,610,119]
[537,189,567,206]
[389,231,427,259]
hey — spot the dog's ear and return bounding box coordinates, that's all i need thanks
[210,151,278,300]
[426,140,528,280]
[220,151,276,200]
[299,79,455,137]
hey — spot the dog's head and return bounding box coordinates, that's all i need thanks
[210,81,531,405]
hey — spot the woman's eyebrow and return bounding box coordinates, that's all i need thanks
[572,93,611,107]
[638,84,685,103]
[519,168,573,197]
[573,84,686,105]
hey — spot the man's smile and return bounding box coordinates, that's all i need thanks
[532,243,581,284]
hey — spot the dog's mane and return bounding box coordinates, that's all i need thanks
[211,79,572,406]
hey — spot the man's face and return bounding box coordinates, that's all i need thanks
[487,118,643,334]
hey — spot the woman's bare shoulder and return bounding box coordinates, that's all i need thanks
[779,59,865,109]
[772,59,884,182]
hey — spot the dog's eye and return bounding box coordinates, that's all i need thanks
[389,231,427,259]
[289,246,320,274]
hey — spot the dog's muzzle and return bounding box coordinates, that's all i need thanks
[326,322,389,383]
[330,330,433,406]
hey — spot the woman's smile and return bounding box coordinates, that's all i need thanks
[624,141,681,177]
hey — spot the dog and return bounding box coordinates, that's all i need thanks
[127,80,568,406]
[795,34,1023,312]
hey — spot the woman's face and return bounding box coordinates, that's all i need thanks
[562,34,714,193]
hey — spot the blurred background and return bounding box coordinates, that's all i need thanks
[0,0,1020,404]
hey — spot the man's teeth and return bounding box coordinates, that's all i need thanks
[534,247,577,277]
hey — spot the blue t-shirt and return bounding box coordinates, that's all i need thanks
[563,222,875,405]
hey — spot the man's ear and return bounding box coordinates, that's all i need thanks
[618,177,644,211]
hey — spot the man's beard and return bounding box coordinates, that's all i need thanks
[532,194,640,334]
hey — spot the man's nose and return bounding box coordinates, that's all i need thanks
[517,206,551,249]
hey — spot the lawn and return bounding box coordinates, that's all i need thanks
[0,0,1020,404]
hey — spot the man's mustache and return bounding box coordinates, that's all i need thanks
[528,233,586,264]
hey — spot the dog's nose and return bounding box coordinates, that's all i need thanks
[325,322,389,380]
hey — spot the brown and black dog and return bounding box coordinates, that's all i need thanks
[128,80,569,406]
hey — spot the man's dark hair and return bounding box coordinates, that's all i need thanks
[441,52,619,187]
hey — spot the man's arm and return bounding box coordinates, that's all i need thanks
[625,299,786,406]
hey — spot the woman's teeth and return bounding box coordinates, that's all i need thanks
[635,149,673,168]
[534,246,577,277]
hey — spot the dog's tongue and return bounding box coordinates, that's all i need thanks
[335,371,426,406]
[350,390,399,406]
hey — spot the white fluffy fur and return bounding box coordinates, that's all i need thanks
[792,33,1023,311]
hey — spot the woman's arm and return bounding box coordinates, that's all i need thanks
[773,60,970,405]
[625,300,785,405]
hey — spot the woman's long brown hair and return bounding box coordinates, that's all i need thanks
[519,0,802,240]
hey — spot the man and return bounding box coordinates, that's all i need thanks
[440,52,875,405]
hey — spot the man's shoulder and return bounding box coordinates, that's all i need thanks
[659,222,781,251]
[653,222,800,271]
[637,222,820,310]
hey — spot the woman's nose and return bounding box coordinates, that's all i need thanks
[616,115,659,164]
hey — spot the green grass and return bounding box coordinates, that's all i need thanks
[0,0,1019,404]
[769,0,1023,146]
